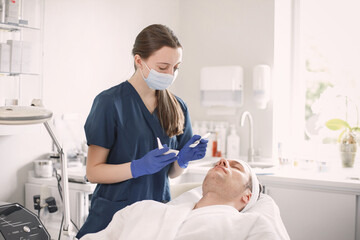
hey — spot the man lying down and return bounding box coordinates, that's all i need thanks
[80,158,289,240]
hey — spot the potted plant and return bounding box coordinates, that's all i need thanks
[325,106,360,167]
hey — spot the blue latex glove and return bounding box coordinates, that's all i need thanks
[131,145,178,178]
[177,135,208,168]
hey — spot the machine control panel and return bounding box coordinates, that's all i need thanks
[0,203,50,240]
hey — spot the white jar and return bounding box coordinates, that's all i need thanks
[34,160,53,178]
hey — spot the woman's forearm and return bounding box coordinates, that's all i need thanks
[86,162,133,184]
[168,160,185,179]
[86,145,133,184]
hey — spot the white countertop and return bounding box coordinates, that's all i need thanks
[258,170,360,194]
[27,170,96,192]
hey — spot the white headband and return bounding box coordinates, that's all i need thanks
[237,159,260,212]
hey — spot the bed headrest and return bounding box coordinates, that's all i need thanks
[237,159,260,212]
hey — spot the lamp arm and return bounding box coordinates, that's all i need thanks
[43,121,62,152]
[43,121,76,237]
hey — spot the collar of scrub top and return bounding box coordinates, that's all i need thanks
[237,159,260,213]
[157,137,179,156]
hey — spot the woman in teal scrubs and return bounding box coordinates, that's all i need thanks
[76,24,208,239]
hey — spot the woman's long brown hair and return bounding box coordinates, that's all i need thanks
[132,24,185,137]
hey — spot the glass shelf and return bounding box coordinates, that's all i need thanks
[0,22,41,32]
[0,72,40,77]
[0,0,44,135]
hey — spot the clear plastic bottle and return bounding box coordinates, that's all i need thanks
[226,125,240,159]
[192,121,200,135]
[199,121,208,136]
[199,121,211,157]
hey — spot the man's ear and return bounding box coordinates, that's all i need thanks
[241,190,252,205]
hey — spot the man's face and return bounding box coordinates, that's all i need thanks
[202,158,251,199]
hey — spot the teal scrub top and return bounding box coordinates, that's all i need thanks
[76,81,193,238]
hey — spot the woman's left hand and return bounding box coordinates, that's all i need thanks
[177,135,208,168]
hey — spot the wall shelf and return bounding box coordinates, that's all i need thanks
[0,72,40,76]
[0,0,44,135]
[0,22,41,32]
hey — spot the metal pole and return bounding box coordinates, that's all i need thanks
[43,121,75,238]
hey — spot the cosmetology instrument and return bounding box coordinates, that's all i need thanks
[0,103,76,237]
[157,138,179,155]
[0,203,50,240]
[189,132,211,148]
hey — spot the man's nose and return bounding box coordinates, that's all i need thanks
[217,158,228,167]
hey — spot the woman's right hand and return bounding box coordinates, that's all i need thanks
[130,145,179,178]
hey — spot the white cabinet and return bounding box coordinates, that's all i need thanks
[259,174,360,240]
[25,171,96,239]
[265,186,356,240]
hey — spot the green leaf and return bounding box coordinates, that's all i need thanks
[325,119,351,130]
[352,127,360,132]
[337,129,346,143]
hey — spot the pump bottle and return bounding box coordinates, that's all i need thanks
[226,125,240,159]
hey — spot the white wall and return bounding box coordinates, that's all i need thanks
[0,0,277,203]
[43,0,181,121]
[172,0,275,158]
[0,0,181,204]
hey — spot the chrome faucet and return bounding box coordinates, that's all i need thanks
[241,111,254,162]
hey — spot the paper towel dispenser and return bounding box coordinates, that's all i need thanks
[200,66,243,107]
[253,64,271,109]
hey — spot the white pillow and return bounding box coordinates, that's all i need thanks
[170,182,202,199]
[168,186,290,240]
[168,186,203,206]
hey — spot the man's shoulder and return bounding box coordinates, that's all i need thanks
[128,200,194,213]
[129,200,167,210]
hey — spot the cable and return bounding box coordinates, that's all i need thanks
[71,219,79,231]
[53,167,80,232]
[58,214,64,240]
[53,167,63,201]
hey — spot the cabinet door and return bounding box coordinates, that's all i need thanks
[266,186,356,240]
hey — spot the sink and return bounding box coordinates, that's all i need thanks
[248,162,275,168]
[189,159,217,168]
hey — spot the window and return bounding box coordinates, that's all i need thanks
[291,0,360,162]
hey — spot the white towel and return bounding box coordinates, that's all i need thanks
[174,204,277,240]
[81,200,194,240]
[81,199,278,240]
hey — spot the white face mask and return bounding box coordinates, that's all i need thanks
[140,61,178,90]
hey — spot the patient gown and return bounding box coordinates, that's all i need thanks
[76,81,193,239]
